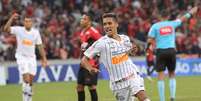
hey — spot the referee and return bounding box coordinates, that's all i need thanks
[146,6,198,101]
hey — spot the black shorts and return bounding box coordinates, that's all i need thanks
[77,66,98,86]
[156,48,176,72]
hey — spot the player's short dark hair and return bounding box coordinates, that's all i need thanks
[160,9,169,18]
[102,13,118,22]
[82,12,93,21]
[23,15,33,20]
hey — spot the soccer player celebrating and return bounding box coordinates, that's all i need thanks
[146,6,198,101]
[76,13,102,101]
[81,13,150,101]
[3,13,47,101]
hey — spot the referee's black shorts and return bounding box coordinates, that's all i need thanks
[77,65,98,86]
[156,48,176,72]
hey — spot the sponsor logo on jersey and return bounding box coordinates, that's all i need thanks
[112,53,128,64]
[159,26,173,35]
[22,39,33,46]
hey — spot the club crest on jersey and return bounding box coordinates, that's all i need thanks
[159,26,173,35]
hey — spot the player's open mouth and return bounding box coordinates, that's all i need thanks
[105,29,112,33]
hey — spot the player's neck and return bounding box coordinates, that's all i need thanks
[83,25,91,31]
[25,27,32,31]
[110,34,121,41]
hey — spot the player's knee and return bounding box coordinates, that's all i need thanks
[168,71,175,78]
[89,85,96,90]
[143,98,151,101]
[136,90,149,101]
[77,85,84,91]
[23,74,31,83]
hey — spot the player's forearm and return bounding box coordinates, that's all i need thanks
[3,17,14,33]
[37,44,47,61]
[81,56,93,71]
[146,38,154,50]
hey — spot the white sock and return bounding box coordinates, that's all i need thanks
[144,98,151,101]
[22,82,32,101]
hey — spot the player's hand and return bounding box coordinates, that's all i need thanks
[41,58,48,68]
[132,44,138,53]
[81,42,88,51]
[129,44,138,56]
[89,68,100,74]
[189,6,198,15]
[11,13,19,20]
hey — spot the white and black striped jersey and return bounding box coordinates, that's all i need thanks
[84,34,139,90]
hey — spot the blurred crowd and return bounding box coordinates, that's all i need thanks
[0,0,201,61]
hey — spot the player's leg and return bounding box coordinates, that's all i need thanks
[147,61,154,76]
[156,50,166,101]
[135,90,150,101]
[146,61,155,81]
[88,85,98,101]
[167,49,176,101]
[131,73,151,101]
[88,73,98,101]
[77,67,86,101]
[17,58,36,101]
[22,73,34,101]
[77,84,85,101]
[113,87,132,101]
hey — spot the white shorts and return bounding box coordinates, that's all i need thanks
[16,54,37,76]
[113,74,145,101]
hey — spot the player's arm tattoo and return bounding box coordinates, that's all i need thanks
[36,44,47,61]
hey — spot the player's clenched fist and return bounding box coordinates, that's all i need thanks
[11,13,19,20]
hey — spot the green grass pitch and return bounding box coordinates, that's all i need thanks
[0,76,201,101]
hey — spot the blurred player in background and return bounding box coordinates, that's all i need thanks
[76,13,102,101]
[145,43,155,81]
[147,6,198,101]
[81,13,150,101]
[3,13,47,101]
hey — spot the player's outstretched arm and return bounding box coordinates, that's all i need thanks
[179,6,198,22]
[81,56,99,73]
[37,44,48,68]
[3,13,19,33]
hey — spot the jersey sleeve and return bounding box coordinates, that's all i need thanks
[124,35,132,51]
[172,19,182,28]
[148,24,157,38]
[84,40,103,59]
[10,26,21,35]
[35,30,42,45]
